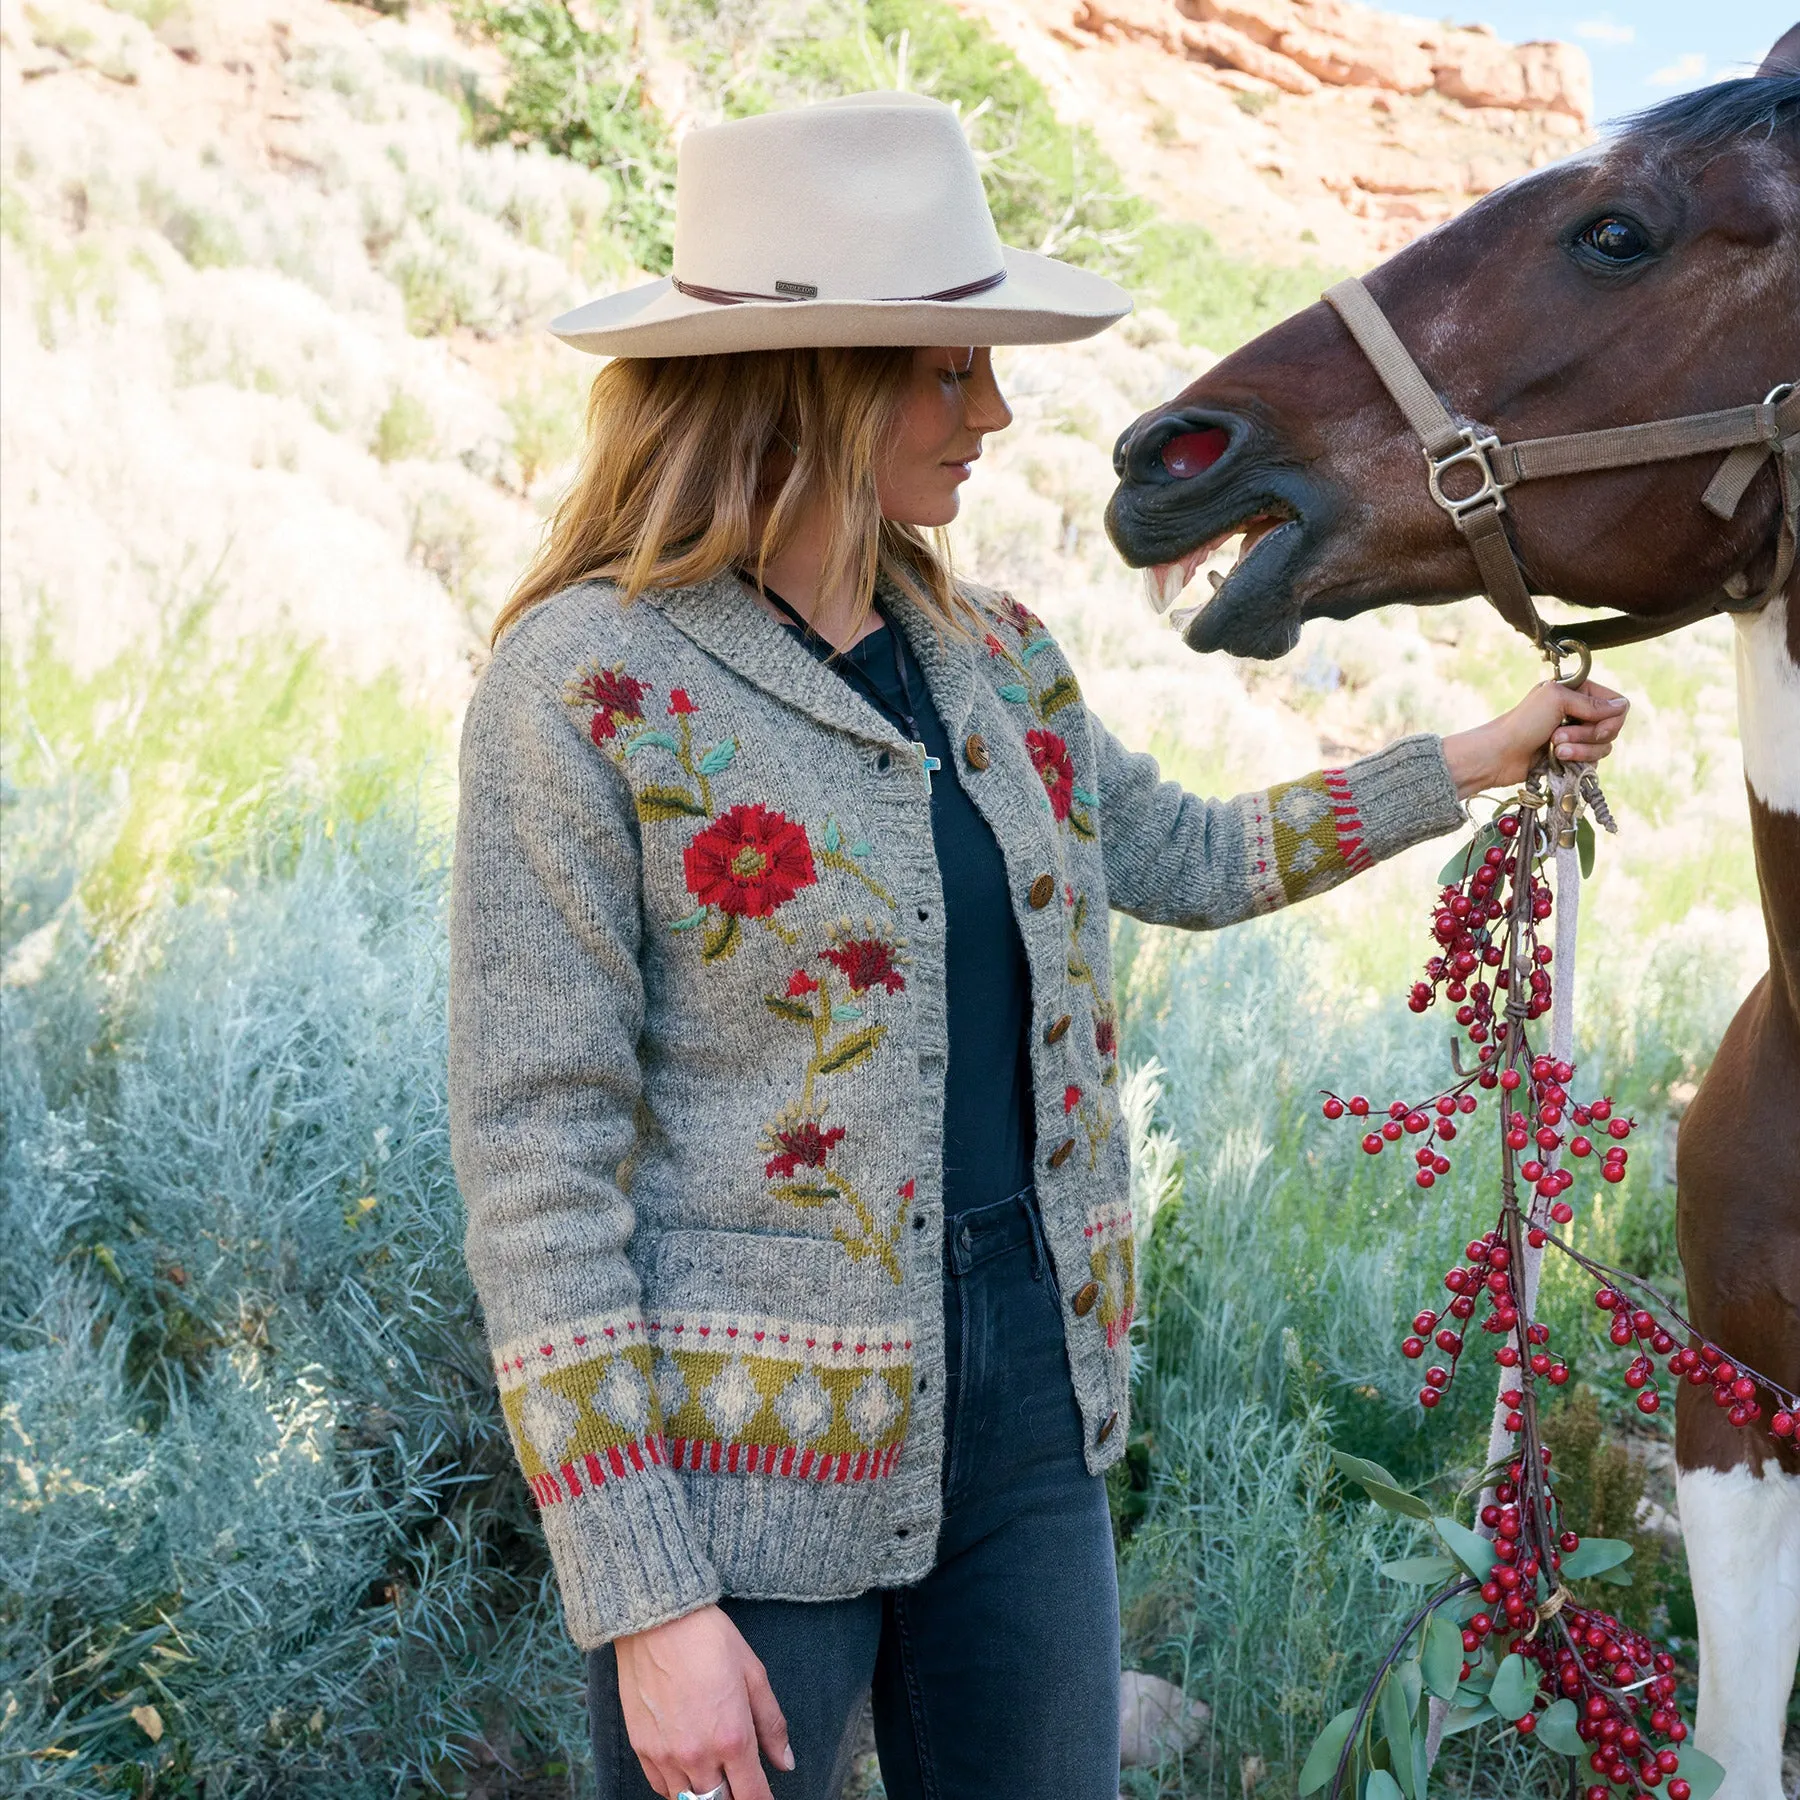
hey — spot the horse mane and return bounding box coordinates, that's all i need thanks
[1611,71,1800,159]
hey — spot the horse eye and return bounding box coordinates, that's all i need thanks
[1579,217,1648,262]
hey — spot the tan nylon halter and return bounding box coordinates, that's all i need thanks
[1322,276,1800,660]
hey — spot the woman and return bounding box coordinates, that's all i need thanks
[448,92,1629,1800]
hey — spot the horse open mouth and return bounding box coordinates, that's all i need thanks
[1143,512,1296,616]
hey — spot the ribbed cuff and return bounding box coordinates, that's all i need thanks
[539,1471,722,1651]
[1344,732,1464,864]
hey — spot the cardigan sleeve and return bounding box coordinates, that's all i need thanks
[448,645,721,1650]
[1093,718,1465,929]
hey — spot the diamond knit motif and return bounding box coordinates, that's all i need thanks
[845,1372,902,1442]
[652,1353,687,1423]
[702,1359,764,1435]
[593,1358,649,1431]
[522,1385,581,1464]
[773,1368,833,1442]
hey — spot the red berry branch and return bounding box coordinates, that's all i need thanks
[1301,781,1798,1800]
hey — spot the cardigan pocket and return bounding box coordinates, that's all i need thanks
[645,1228,917,1483]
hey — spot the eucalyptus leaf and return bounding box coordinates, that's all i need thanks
[1355,1478,1435,1520]
[1488,1653,1535,1721]
[1365,1771,1405,1800]
[1421,1610,1464,1701]
[1677,1747,1727,1800]
[1438,822,1502,887]
[1380,1674,1415,1799]
[1397,1657,1422,1722]
[1533,1698,1584,1756]
[1412,1729,1430,1800]
[1379,1555,1459,1585]
[1432,1516,1497,1580]
[1596,1562,1634,1586]
[1440,1700,1495,1737]
[1577,814,1595,878]
[1559,1537,1633,1579]
[1332,1449,1404,1490]
[1298,1706,1360,1796]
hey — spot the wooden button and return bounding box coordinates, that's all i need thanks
[1048,1137,1076,1170]
[1097,1411,1119,1445]
[1071,1280,1100,1316]
[1044,1013,1071,1045]
[964,733,990,771]
[1028,873,1056,909]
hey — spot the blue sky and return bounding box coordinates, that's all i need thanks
[1455,2,1793,124]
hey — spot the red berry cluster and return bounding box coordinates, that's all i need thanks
[1591,1285,1799,1435]
[1400,1222,1568,1409]
[1527,1612,1691,1797]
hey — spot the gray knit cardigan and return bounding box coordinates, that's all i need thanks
[447,566,1464,1651]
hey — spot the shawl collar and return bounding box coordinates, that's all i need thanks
[646,567,980,753]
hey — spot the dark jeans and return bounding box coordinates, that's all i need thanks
[587,1188,1121,1799]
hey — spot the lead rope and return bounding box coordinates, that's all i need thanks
[1423,671,1600,1773]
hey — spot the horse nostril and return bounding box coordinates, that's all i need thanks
[1161,428,1230,479]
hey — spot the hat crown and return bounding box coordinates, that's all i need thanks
[672,93,1005,303]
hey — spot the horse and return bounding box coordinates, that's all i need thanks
[1104,34,1800,1800]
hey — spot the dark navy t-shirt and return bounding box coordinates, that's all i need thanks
[787,616,1035,1216]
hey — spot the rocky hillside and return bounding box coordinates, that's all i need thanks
[947,0,1592,264]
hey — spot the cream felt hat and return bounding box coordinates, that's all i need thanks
[549,91,1133,357]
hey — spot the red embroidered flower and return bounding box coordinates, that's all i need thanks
[787,969,819,997]
[998,593,1043,639]
[1095,1016,1118,1058]
[1063,1084,1083,1114]
[684,803,817,918]
[899,1179,915,1201]
[821,936,906,995]
[1026,729,1075,822]
[668,688,697,716]
[984,633,1007,658]
[575,666,648,742]
[764,1118,846,1179]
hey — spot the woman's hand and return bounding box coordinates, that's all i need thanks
[1441,678,1630,802]
[614,1604,794,1800]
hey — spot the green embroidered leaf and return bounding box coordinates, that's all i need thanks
[636,786,707,821]
[1421,1609,1463,1701]
[819,1025,885,1075]
[1437,822,1502,887]
[1365,1766,1405,1800]
[1577,814,1596,879]
[1038,674,1081,717]
[1379,1672,1415,1798]
[1533,1698,1583,1756]
[1432,1516,1497,1580]
[1071,785,1099,807]
[1297,1706,1359,1795]
[624,730,681,756]
[1675,1747,1726,1800]
[1021,633,1054,661]
[997,682,1030,704]
[849,840,872,858]
[1068,808,1097,840]
[764,995,815,1023]
[830,1003,864,1022]
[770,1182,837,1207]
[1559,1536,1633,1579]
[1488,1653,1535,1721]
[669,907,707,931]
[697,738,737,775]
[1379,1555,1459,1586]
[822,818,842,853]
[702,912,740,963]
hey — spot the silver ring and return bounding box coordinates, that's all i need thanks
[677,1786,730,1800]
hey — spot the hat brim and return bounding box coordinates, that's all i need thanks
[548,246,1131,357]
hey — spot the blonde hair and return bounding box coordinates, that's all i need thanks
[493,346,978,643]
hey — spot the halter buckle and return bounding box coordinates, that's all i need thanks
[1426,427,1511,521]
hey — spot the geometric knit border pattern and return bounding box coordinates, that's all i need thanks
[1243,767,1372,915]
[493,1307,915,1508]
